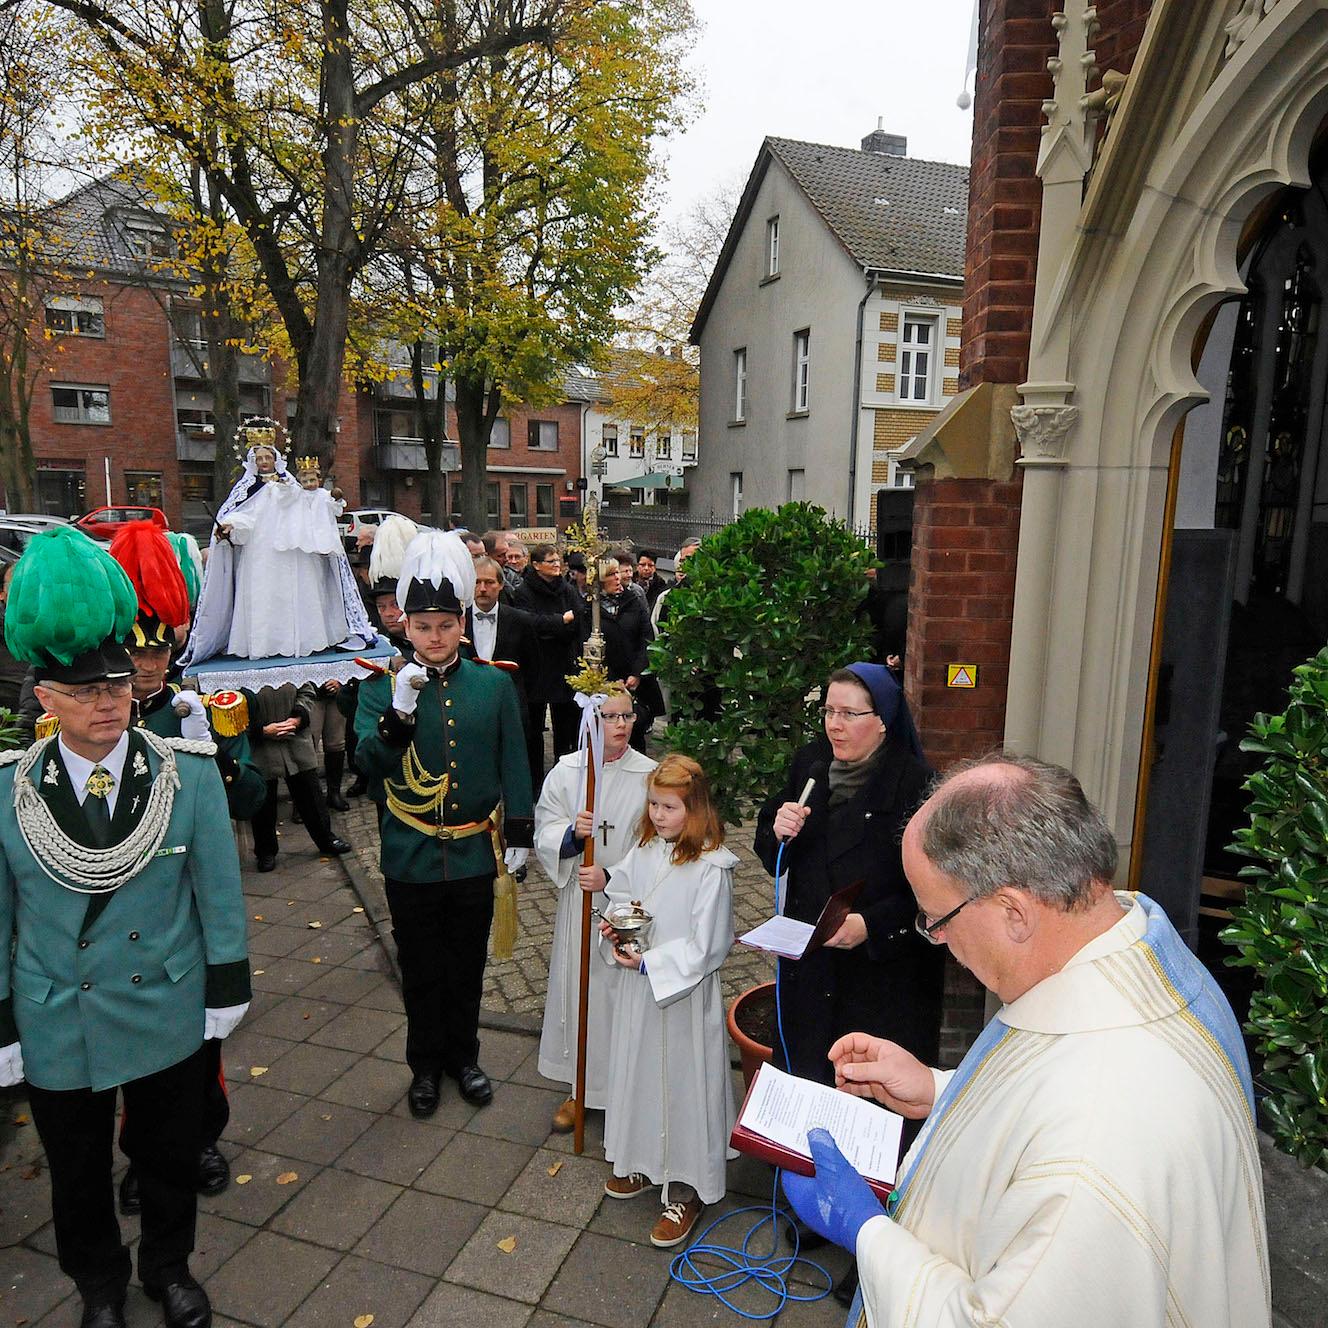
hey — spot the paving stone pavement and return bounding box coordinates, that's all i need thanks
[0,820,845,1328]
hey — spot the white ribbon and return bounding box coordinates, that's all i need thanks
[573,691,607,849]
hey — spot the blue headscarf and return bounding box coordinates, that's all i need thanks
[845,662,925,760]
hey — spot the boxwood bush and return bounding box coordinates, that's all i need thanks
[651,502,875,825]
[1221,646,1328,1171]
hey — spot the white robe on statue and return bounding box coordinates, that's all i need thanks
[534,747,656,1106]
[855,893,1270,1328]
[599,838,738,1203]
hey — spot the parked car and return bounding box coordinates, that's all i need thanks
[74,506,170,541]
[0,513,72,529]
[0,516,69,557]
[338,507,408,552]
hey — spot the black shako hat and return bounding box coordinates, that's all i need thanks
[34,636,135,686]
[399,575,464,616]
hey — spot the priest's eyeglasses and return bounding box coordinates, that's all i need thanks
[42,679,134,705]
[915,895,980,943]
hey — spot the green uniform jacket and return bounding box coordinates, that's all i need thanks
[354,656,533,882]
[0,730,250,1092]
[136,685,267,820]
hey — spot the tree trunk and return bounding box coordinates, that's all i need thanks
[410,338,450,526]
[454,374,501,532]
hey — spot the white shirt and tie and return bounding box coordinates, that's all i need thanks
[60,732,129,814]
[472,603,500,661]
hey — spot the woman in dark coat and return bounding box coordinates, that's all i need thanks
[754,663,944,1087]
[597,561,652,750]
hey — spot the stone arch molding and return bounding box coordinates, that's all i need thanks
[1005,0,1328,857]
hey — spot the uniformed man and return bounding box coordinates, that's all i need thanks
[354,529,532,1116]
[0,526,249,1328]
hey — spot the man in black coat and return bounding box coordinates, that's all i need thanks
[464,558,542,787]
[511,544,585,789]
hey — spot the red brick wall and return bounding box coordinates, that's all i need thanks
[25,282,181,518]
[958,0,1058,390]
[907,476,1022,762]
[1093,0,1153,78]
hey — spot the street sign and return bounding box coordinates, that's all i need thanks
[575,477,588,491]
[947,664,978,688]
[652,461,685,477]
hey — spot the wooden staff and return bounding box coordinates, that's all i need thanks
[574,745,597,1154]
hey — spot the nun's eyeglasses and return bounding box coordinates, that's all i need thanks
[819,706,875,722]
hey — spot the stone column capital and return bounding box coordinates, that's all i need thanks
[1012,403,1080,467]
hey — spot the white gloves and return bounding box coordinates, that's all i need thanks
[176,689,211,741]
[0,1041,24,1087]
[503,847,529,873]
[204,1003,249,1041]
[393,663,429,717]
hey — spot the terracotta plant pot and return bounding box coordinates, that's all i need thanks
[727,980,776,1092]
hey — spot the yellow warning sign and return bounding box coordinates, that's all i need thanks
[947,664,978,689]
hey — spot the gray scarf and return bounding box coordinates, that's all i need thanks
[828,741,884,807]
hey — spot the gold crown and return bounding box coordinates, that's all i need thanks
[295,455,322,475]
[241,416,280,450]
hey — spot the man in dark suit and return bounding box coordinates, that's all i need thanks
[464,558,541,788]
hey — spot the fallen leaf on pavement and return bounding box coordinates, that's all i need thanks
[496,1236,517,1254]
[253,969,265,976]
[354,1316,374,1328]
[249,1066,268,1077]
[12,1113,28,1125]
[253,914,264,921]
[307,921,322,929]
[321,1114,332,1121]
[546,1161,563,1178]
[311,957,323,964]
[352,906,364,913]
[235,1175,252,1185]
[276,1171,298,1185]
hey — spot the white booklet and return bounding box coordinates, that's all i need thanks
[738,914,817,960]
[731,1062,904,1195]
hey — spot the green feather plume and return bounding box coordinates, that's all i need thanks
[4,526,139,665]
[167,531,203,608]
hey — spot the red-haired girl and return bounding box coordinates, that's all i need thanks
[580,753,737,1249]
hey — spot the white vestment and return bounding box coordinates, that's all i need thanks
[599,838,738,1203]
[856,894,1270,1328]
[533,747,656,1105]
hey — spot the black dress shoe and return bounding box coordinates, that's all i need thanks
[455,1064,493,1105]
[143,1277,211,1328]
[255,853,277,872]
[326,788,350,811]
[346,775,369,797]
[783,1215,828,1251]
[319,837,352,855]
[80,1295,126,1328]
[196,1143,230,1195]
[118,1165,141,1216]
[408,1070,441,1118]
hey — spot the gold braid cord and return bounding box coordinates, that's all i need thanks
[384,743,449,828]
[12,733,186,894]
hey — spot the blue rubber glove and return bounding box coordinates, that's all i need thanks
[781,1127,886,1251]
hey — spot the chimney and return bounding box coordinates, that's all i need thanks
[861,117,907,156]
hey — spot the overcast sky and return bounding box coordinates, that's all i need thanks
[654,0,977,232]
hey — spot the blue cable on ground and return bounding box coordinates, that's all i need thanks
[667,839,834,1320]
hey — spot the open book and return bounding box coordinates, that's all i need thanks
[738,879,865,960]
[730,1062,903,1202]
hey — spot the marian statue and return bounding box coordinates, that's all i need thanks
[180,418,376,666]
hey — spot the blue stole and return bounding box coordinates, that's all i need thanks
[842,893,1252,1327]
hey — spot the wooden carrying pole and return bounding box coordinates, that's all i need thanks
[574,756,597,1154]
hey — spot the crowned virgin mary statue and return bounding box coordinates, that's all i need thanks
[180,418,376,667]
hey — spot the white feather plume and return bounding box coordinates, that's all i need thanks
[368,514,421,584]
[397,529,476,611]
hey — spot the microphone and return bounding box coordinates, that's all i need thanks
[781,761,827,840]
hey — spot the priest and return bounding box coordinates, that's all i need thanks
[533,685,655,1133]
[782,754,1270,1328]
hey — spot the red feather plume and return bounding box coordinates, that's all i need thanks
[108,520,191,627]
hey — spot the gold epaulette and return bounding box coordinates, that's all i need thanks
[35,712,60,740]
[207,689,249,738]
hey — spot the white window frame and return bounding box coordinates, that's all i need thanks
[489,417,511,449]
[681,431,697,461]
[45,295,104,338]
[602,423,618,457]
[792,329,810,413]
[656,432,672,460]
[898,312,938,404]
[51,383,111,425]
[734,348,748,422]
[766,216,780,278]
[787,469,805,501]
[731,471,744,518]
[528,419,558,450]
[629,427,645,458]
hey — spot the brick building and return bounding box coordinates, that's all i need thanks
[916,0,1328,942]
[5,175,588,534]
